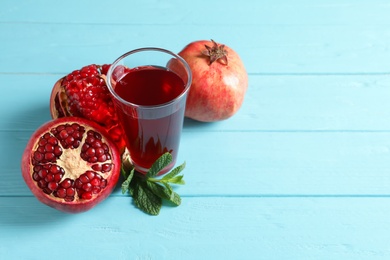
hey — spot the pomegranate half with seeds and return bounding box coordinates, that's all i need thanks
[21,117,121,213]
[50,64,127,153]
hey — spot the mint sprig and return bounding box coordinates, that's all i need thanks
[121,152,186,215]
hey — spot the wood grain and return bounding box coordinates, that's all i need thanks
[1,197,390,259]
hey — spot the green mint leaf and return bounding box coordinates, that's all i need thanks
[147,181,181,206]
[167,190,181,206]
[161,161,186,181]
[121,153,186,215]
[165,175,185,185]
[146,181,171,200]
[161,182,173,193]
[121,168,134,194]
[128,174,138,196]
[146,152,173,178]
[133,181,162,216]
[121,165,129,179]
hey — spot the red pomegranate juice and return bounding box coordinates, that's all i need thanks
[114,66,186,174]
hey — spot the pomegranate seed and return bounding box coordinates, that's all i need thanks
[65,126,74,134]
[45,174,54,182]
[81,144,89,152]
[81,192,92,200]
[65,196,74,202]
[82,183,92,192]
[43,188,51,194]
[65,136,74,146]
[32,172,40,181]
[50,165,60,174]
[38,139,47,146]
[54,146,62,156]
[86,171,95,180]
[95,147,105,156]
[66,188,75,197]
[48,137,58,145]
[54,173,63,182]
[45,144,54,152]
[102,164,112,172]
[44,153,55,161]
[48,182,58,191]
[86,136,95,144]
[98,154,107,162]
[74,140,81,148]
[88,156,98,163]
[91,164,102,171]
[38,180,46,189]
[38,169,48,179]
[73,132,81,140]
[59,129,68,139]
[86,147,95,157]
[56,188,66,198]
[79,174,89,183]
[75,179,83,189]
[92,187,101,194]
[94,132,102,140]
[72,123,80,130]
[33,151,44,161]
[90,178,101,186]
[60,178,72,188]
[93,140,102,148]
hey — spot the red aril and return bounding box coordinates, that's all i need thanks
[21,117,121,213]
[176,40,248,122]
[50,64,126,153]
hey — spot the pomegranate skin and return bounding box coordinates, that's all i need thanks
[177,40,248,122]
[21,117,121,213]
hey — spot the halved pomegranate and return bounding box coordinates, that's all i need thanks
[21,117,121,213]
[49,64,127,153]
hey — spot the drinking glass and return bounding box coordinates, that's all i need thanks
[106,48,192,174]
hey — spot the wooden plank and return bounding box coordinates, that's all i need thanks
[2,74,390,131]
[8,130,390,196]
[1,197,389,259]
[1,0,390,26]
[2,23,390,74]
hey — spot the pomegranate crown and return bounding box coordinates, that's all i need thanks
[202,39,228,65]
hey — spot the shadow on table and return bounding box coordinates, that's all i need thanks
[183,117,219,130]
[4,103,51,181]
[4,103,51,178]
[0,198,73,228]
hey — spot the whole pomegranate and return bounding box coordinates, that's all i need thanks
[177,39,248,122]
[50,64,126,153]
[21,117,121,213]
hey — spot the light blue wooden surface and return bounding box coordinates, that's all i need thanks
[2,0,390,259]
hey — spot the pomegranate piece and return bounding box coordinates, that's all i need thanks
[49,64,126,153]
[21,117,120,213]
[175,39,248,122]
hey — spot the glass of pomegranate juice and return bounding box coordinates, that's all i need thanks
[106,48,192,174]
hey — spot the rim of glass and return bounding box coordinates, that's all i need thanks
[106,47,192,109]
